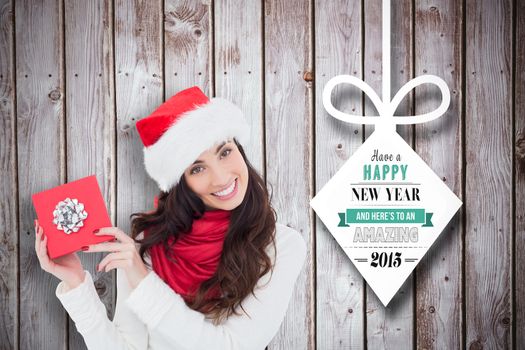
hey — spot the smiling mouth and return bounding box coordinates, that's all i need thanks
[212,178,237,197]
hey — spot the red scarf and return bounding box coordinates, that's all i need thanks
[147,197,231,303]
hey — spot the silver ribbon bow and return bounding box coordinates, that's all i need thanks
[52,198,88,234]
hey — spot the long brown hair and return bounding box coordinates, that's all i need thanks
[129,139,277,325]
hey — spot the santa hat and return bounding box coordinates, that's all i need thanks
[135,86,250,192]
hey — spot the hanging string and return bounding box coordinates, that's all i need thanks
[322,0,451,132]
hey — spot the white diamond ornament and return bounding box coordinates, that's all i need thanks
[311,0,463,307]
[310,129,462,306]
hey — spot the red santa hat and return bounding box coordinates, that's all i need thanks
[135,86,250,192]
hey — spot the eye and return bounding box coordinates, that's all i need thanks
[190,166,204,175]
[221,148,232,158]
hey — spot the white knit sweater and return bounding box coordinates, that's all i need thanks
[55,223,307,350]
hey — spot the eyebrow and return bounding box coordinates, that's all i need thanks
[191,141,227,165]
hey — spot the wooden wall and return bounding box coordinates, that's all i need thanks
[0,0,522,349]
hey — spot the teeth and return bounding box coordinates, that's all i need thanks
[213,179,236,197]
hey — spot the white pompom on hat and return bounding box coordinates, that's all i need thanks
[135,86,250,192]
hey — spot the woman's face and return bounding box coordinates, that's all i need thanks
[184,140,249,211]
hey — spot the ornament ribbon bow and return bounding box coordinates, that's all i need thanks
[322,0,451,132]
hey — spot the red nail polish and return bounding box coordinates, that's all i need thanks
[81,246,89,251]
[93,229,99,233]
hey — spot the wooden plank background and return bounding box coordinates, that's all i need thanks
[0,0,522,349]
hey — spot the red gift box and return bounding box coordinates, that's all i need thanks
[32,175,114,259]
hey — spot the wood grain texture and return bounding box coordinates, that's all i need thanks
[16,0,66,349]
[264,0,313,348]
[314,0,365,348]
[414,1,464,349]
[164,0,211,97]
[514,0,524,347]
[114,0,163,329]
[0,0,17,348]
[465,0,513,348]
[364,1,415,348]
[63,0,115,348]
[114,1,163,218]
[214,0,264,174]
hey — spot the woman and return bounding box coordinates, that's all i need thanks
[34,86,307,349]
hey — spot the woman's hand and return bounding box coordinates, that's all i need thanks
[34,219,86,290]
[85,227,149,290]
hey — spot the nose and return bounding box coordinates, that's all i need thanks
[210,165,231,189]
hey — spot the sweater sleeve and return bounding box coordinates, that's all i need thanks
[55,268,149,350]
[124,225,307,350]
